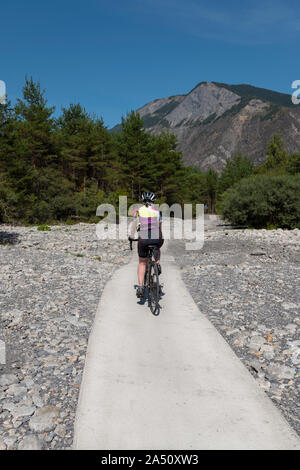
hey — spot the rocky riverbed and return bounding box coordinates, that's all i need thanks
[1,222,299,449]
[0,223,129,450]
[170,227,300,436]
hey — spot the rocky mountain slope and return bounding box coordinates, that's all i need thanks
[113,82,300,172]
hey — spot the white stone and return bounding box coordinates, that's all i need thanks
[0,340,6,365]
[18,435,42,450]
[0,438,7,450]
[0,374,18,387]
[248,335,265,351]
[282,302,298,310]
[29,406,60,433]
[267,364,296,380]
[2,401,35,419]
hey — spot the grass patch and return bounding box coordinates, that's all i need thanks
[37,224,51,231]
[64,249,85,257]
[66,218,77,225]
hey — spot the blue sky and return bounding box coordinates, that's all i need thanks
[1,0,299,127]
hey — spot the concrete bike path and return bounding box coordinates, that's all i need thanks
[73,243,300,450]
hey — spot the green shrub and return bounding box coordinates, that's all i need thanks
[219,174,300,229]
[37,224,51,231]
[65,218,76,225]
[286,153,300,175]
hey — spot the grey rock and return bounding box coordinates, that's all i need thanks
[18,434,42,450]
[248,335,266,351]
[0,438,7,450]
[29,406,60,433]
[2,401,36,420]
[31,391,44,407]
[286,323,297,333]
[249,359,263,373]
[291,351,300,366]
[260,344,275,360]
[55,424,67,438]
[232,332,249,347]
[256,377,271,392]
[282,302,298,310]
[22,378,35,389]
[6,383,27,397]
[0,374,18,387]
[3,436,17,449]
[266,364,296,380]
[44,432,55,443]
[4,309,24,326]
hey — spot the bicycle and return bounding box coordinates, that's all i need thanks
[130,239,162,316]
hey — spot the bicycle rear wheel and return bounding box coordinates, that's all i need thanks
[148,262,160,315]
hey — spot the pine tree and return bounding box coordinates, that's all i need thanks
[256,133,288,174]
[150,132,183,203]
[3,77,61,221]
[204,168,219,213]
[179,166,207,207]
[286,153,300,175]
[218,152,253,194]
[57,103,92,192]
[89,118,120,193]
[0,101,18,222]
[116,111,153,201]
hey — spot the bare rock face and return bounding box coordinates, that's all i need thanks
[138,95,185,118]
[164,83,240,127]
[118,81,300,172]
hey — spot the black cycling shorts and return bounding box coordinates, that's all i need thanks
[138,238,164,259]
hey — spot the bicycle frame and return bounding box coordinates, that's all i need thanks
[130,239,161,315]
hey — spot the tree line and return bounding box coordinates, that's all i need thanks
[0,77,299,228]
[218,134,300,229]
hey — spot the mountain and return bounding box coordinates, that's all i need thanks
[112,82,300,172]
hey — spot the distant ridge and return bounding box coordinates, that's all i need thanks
[111,81,300,171]
[211,82,294,107]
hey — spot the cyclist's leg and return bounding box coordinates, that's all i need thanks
[137,239,148,287]
[138,257,147,286]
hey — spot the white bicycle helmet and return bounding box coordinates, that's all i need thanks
[142,191,156,204]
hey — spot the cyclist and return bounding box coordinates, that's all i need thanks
[128,191,164,298]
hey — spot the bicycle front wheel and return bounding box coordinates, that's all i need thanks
[148,262,160,315]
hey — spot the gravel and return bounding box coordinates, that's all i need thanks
[0,223,130,450]
[1,220,299,448]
